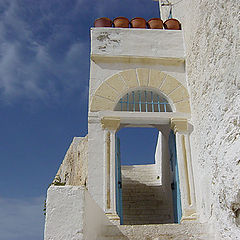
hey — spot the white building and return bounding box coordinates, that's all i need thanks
[44,1,240,239]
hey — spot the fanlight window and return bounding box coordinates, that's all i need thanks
[115,90,172,112]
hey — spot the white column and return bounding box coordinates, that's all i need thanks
[171,118,197,222]
[101,117,121,224]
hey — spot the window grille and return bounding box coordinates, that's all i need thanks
[115,90,172,112]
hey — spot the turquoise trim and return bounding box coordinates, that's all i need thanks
[169,130,182,223]
[115,136,123,224]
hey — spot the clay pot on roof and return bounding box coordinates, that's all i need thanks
[113,17,129,28]
[94,17,112,27]
[130,17,146,28]
[163,18,181,30]
[147,18,163,29]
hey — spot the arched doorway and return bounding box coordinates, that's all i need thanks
[88,69,196,225]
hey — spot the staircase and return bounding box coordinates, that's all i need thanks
[121,164,173,225]
[99,164,212,240]
[100,222,211,240]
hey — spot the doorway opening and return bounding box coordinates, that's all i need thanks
[115,126,182,225]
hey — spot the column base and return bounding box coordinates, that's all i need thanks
[181,212,198,223]
[105,213,120,225]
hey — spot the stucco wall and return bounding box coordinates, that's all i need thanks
[169,1,240,239]
[44,186,85,240]
[89,28,187,107]
[53,136,88,186]
[44,186,113,240]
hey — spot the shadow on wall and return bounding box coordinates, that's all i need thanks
[85,189,129,239]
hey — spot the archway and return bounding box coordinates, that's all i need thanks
[88,68,196,225]
[90,68,191,114]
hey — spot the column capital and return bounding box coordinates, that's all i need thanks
[101,117,120,131]
[170,118,188,133]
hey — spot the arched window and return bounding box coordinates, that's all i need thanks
[114,89,172,112]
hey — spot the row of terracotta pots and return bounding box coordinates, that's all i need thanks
[94,17,181,30]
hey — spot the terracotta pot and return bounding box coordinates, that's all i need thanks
[163,18,181,30]
[130,17,146,28]
[113,17,129,28]
[147,18,163,29]
[94,17,112,27]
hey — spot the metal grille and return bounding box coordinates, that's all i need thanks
[115,90,171,112]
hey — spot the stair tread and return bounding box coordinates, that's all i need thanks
[101,223,211,240]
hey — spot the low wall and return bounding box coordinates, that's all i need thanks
[44,186,113,240]
[53,136,88,186]
[44,186,85,240]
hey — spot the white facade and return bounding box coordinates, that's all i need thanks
[44,1,240,239]
[158,1,240,239]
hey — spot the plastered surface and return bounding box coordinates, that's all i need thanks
[170,0,240,239]
[53,136,88,186]
[89,28,187,108]
[44,186,85,240]
[91,28,184,60]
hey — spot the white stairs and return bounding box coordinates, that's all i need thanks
[98,164,212,240]
[121,164,173,225]
[100,223,211,240]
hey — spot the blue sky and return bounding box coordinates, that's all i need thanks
[0,1,159,239]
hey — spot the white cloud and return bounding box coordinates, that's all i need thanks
[0,196,45,240]
[0,0,88,104]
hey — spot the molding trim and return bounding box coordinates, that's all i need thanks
[91,54,184,66]
[101,117,121,131]
[106,131,111,209]
[171,118,188,133]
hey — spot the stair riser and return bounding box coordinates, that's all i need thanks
[101,223,211,240]
[122,195,161,201]
[123,209,171,215]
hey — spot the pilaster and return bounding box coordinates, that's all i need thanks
[101,116,121,224]
[171,118,197,222]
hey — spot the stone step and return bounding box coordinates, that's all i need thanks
[98,237,127,240]
[122,171,159,176]
[122,172,158,176]
[123,170,157,173]
[122,195,162,201]
[122,174,159,178]
[122,164,156,169]
[121,165,172,226]
[122,181,161,186]
[122,173,159,178]
[122,199,163,206]
[122,191,162,196]
[101,223,212,240]
[123,206,168,211]
[122,208,171,215]
[123,219,172,225]
[122,185,163,191]
[123,181,161,185]
[123,214,171,221]
[122,191,162,197]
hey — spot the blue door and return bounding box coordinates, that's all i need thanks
[115,136,123,224]
[168,130,182,223]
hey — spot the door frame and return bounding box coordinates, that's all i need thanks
[98,111,197,224]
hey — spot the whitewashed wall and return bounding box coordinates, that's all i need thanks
[89,28,187,104]
[44,186,85,240]
[155,131,163,183]
[166,1,240,239]
[44,186,113,240]
[88,119,106,209]
[53,136,88,186]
